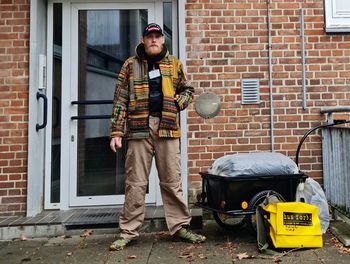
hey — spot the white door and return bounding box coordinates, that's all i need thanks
[69,3,157,206]
[45,1,176,208]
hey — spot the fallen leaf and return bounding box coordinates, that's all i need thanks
[273,257,282,263]
[331,235,350,254]
[80,229,93,237]
[186,245,195,251]
[61,234,72,239]
[226,242,233,248]
[66,252,73,256]
[178,244,195,259]
[127,255,137,259]
[198,253,207,259]
[178,252,193,259]
[237,252,249,260]
[19,233,27,241]
[225,240,234,256]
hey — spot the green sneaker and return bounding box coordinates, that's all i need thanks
[109,238,131,251]
[175,226,206,243]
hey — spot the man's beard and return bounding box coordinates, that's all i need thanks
[145,45,162,56]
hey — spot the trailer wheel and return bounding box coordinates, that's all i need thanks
[246,190,284,232]
[213,211,246,230]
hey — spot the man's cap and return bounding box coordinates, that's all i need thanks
[142,23,163,37]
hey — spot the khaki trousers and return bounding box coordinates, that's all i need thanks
[119,116,191,240]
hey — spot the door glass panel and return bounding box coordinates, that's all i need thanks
[77,10,148,196]
[163,2,173,53]
[51,3,62,203]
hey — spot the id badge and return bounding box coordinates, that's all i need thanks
[149,69,161,79]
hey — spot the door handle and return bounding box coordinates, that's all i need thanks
[36,91,48,131]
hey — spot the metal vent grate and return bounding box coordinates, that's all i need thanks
[241,79,260,104]
[64,211,119,225]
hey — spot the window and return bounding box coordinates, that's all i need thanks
[325,0,350,33]
[83,10,147,76]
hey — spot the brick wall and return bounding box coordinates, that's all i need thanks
[185,0,350,202]
[1,0,350,215]
[0,0,30,216]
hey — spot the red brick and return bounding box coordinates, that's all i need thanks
[2,196,26,204]
[7,204,21,211]
[3,166,26,173]
[0,33,18,39]
[0,182,14,188]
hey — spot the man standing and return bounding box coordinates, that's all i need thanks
[109,23,206,251]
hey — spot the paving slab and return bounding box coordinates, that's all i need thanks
[0,220,349,264]
[147,236,233,263]
[28,244,78,264]
[105,236,154,264]
[331,220,350,247]
[0,238,48,264]
[63,237,113,264]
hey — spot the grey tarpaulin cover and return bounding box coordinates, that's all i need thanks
[208,152,299,176]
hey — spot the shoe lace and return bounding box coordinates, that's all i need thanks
[181,226,202,240]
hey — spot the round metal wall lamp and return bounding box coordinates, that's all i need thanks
[194,92,221,119]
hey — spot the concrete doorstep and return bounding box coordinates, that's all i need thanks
[0,218,168,242]
[0,207,203,241]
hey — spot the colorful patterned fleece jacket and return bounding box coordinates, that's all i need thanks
[110,45,194,139]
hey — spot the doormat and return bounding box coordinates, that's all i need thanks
[64,211,119,229]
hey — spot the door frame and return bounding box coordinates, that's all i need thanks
[27,0,47,216]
